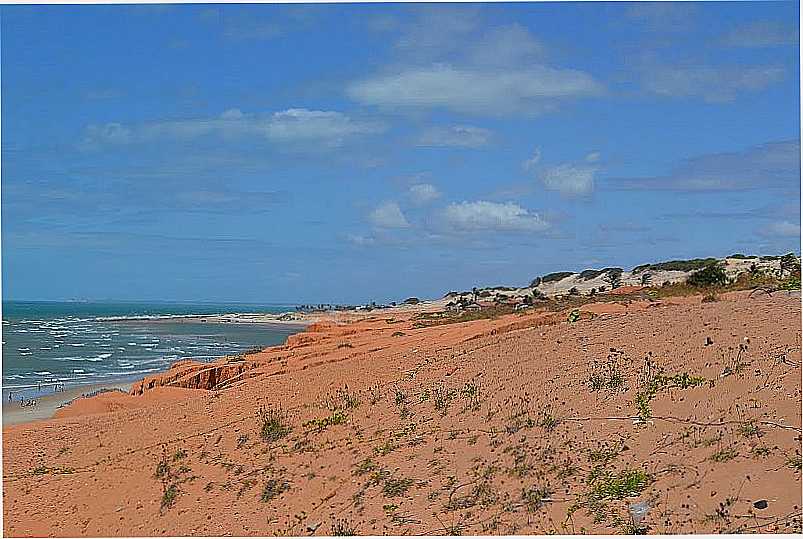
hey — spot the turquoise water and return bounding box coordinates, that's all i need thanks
[2,301,303,400]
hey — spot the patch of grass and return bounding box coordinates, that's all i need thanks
[31,465,74,476]
[710,447,739,463]
[392,331,405,337]
[303,409,348,433]
[161,484,179,510]
[738,422,761,439]
[260,478,290,502]
[588,350,627,393]
[331,519,357,536]
[433,385,455,416]
[521,485,552,512]
[589,469,651,501]
[787,453,802,471]
[155,449,193,513]
[751,446,771,457]
[353,458,378,476]
[382,476,414,497]
[258,406,291,443]
[373,439,397,456]
[701,293,719,303]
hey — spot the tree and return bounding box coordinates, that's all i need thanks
[640,273,652,286]
[604,269,623,290]
[472,287,478,303]
[568,287,579,296]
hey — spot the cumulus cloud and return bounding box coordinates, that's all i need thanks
[642,64,785,103]
[442,201,549,232]
[609,140,800,191]
[721,21,798,48]
[369,202,410,229]
[408,183,441,205]
[541,163,597,197]
[348,64,604,115]
[416,125,492,148]
[80,108,385,149]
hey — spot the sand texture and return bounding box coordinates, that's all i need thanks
[3,291,801,535]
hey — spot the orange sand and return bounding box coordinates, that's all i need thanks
[3,290,801,535]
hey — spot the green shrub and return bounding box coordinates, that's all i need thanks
[687,264,727,287]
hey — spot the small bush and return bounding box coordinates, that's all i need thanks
[261,478,290,502]
[687,264,727,287]
[259,406,291,443]
[161,484,179,510]
[382,476,414,497]
[331,519,357,536]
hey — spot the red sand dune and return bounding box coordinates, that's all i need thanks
[3,290,801,536]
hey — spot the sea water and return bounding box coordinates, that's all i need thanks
[2,301,303,401]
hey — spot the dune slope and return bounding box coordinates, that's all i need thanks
[3,291,801,536]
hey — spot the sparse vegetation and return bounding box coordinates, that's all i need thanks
[710,447,739,462]
[588,349,627,393]
[382,476,414,497]
[634,359,707,422]
[258,406,291,442]
[260,477,290,502]
[521,485,552,512]
[331,519,357,536]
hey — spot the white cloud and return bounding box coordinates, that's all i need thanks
[442,201,549,232]
[541,163,597,196]
[523,148,542,171]
[721,21,797,48]
[761,221,801,238]
[369,202,410,229]
[416,125,492,148]
[264,109,384,143]
[642,65,785,103]
[348,64,603,116]
[81,108,385,149]
[408,183,440,205]
[585,151,601,163]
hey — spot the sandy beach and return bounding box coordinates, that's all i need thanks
[2,288,800,535]
[2,381,134,427]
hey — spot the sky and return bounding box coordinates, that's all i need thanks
[1,1,800,304]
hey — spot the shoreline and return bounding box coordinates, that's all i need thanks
[2,314,312,426]
[2,380,134,426]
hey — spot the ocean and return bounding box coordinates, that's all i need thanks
[2,301,303,401]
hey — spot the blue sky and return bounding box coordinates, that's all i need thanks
[1,2,800,304]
